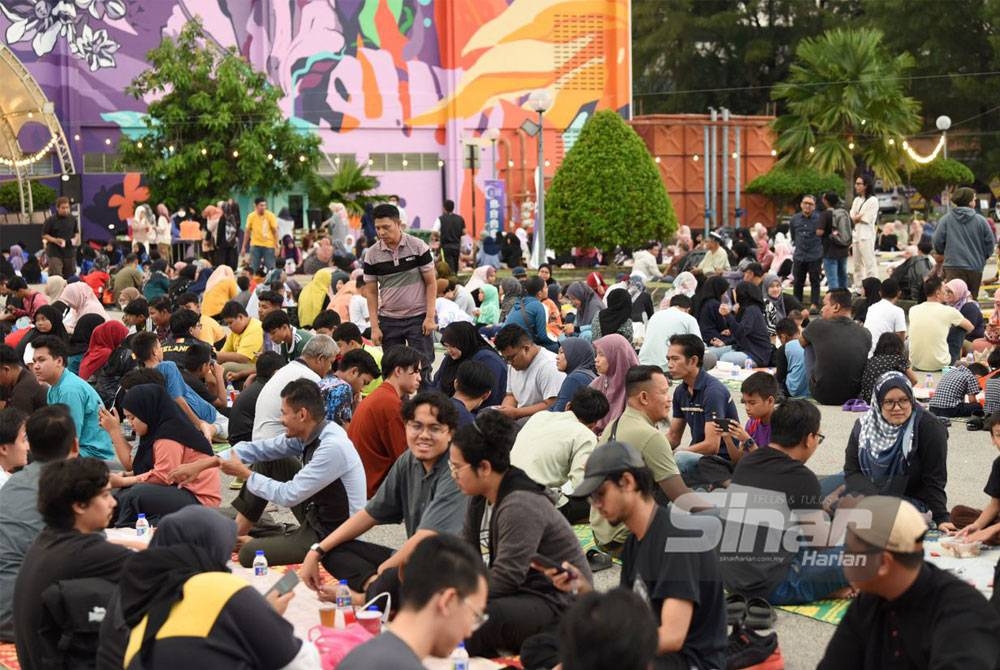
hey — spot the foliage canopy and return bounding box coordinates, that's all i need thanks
[909,159,976,204]
[0,180,56,213]
[745,166,845,210]
[306,158,384,218]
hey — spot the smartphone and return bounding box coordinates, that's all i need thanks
[265,570,299,597]
[530,554,567,574]
[712,418,733,432]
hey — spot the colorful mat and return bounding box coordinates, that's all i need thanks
[572,524,623,566]
[0,642,19,670]
[776,598,852,625]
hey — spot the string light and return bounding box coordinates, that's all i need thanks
[0,136,58,167]
[692,154,699,162]
[848,141,855,150]
[887,138,895,146]
[655,156,661,163]
[167,144,174,152]
[401,159,408,167]
[201,148,207,155]
[73,134,80,141]
[440,160,446,168]
[507,160,514,167]
[104,138,111,145]
[298,155,306,162]
[770,149,777,156]
[808,146,815,154]
[136,141,143,149]
[232,150,239,157]
[731,152,738,159]
[267,153,274,160]
[903,135,945,164]
[544,159,550,167]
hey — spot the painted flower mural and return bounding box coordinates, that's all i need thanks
[2,0,123,69]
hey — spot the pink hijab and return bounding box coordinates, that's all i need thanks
[589,334,640,433]
[946,278,971,310]
[59,282,109,322]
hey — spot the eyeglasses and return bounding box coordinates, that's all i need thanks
[463,598,490,631]
[501,349,524,365]
[881,398,912,410]
[448,461,472,477]
[406,421,448,436]
[813,432,826,444]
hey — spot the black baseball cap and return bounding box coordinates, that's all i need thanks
[570,441,645,498]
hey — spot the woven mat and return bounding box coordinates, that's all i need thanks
[776,598,852,625]
[572,524,623,565]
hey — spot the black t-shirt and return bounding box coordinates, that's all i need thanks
[620,505,727,670]
[228,378,265,445]
[42,214,77,257]
[161,337,197,365]
[802,317,871,404]
[985,456,1000,498]
[14,528,131,670]
[721,447,823,597]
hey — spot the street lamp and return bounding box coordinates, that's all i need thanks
[483,128,500,179]
[936,115,951,160]
[527,89,554,269]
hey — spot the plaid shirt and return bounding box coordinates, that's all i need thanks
[929,366,980,409]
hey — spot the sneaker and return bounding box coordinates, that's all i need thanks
[726,625,779,670]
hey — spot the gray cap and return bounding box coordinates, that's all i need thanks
[570,441,645,498]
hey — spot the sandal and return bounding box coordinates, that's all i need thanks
[585,548,613,573]
[840,399,869,413]
[745,597,776,630]
[725,593,747,627]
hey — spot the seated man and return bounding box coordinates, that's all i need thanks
[32,336,115,460]
[800,289,872,404]
[721,399,851,605]
[159,307,203,364]
[0,406,79,641]
[217,300,265,379]
[170,379,366,568]
[176,292,227,346]
[819,496,1000,668]
[557,589,659,670]
[299,392,466,606]
[311,310,342,337]
[332,322,382,396]
[148,296,173,341]
[0,344,47,414]
[13,458,131,668]
[637,294,701,371]
[263,309,313,364]
[509,387,608,524]
[348,346,423,497]
[252,335,338,439]
[181,342,229,413]
[449,409,592,657]
[930,362,988,418]
[0,408,27,489]
[907,276,973,371]
[318,349,380,428]
[450,360,496,426]
[227,351,284,445]
[338,534,488,670]
[494,324,566,422]
[666,334,739,485]
[122,297,151,338]
[543,441,727,670]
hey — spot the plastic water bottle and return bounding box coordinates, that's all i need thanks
[334,579,352,629]
[252,550,268,577]
[925,373,934,389]
[226,381,237,408]
[284,259,296,276]
[134,513,149,538]
[121,418,134,441]
[967,352,975,365]
[745,358,754,371]
[451,642,470,670]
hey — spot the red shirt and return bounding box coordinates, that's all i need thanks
[347,383,407,497]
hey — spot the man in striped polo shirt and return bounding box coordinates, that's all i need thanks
[362,203,436,384]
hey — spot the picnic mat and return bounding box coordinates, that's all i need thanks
[573,524,623,565]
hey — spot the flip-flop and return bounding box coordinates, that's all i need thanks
[585,548,613,573]
[745,597,776,630]
[841,399,870,412]
[725,593,747,627]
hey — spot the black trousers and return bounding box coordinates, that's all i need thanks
[558,497,591,525]
[379,314,434,388]
[465,593,562,658]
[215,246,238,270]
[792,259,822,308]
[930,403,983,418]
[114,483,200,527]
[321,539,398,604]
[443,246,460,275]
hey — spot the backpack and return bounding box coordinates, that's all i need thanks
[92,346,137,408]
[39,577,117,670]
[831,208,852,247]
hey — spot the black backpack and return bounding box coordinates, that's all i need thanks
[92,346,137,409]
[39,577,117,670]
[831,208,853,247]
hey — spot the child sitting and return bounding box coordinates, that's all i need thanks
[774,318,807,398]
[859,332,917,402]
[717,371,778,464]
[939,411,1000,545]
[929,362,988,418]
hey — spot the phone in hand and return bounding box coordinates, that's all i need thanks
[265,570,300,597]
[530,554,567,575]
[712,418,733,432]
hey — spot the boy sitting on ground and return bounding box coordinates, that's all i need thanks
[774,318,807,399]
[714,372,779,465]
[938,411,1000,545]
[929,363,988,418]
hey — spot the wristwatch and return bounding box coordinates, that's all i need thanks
[309,542,326,558]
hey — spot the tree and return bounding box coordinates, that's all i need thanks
[0,180,56,213]
[909,159,976,210]
[745,166,845,211]
[306,158,384,218]
[116,19,321,208]
[771,28,922,191]
[545,110,677,251]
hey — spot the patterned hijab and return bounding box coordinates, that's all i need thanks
[857,371,920,484]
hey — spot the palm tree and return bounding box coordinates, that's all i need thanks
[771,28,922,193]
[307,157,385,218]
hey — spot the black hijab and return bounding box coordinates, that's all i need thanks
[434,322,494,396]
[122,384,214,475]
[16,304,68,358]
[734,281,765,314]
[68,313,105,356]
[598,288,633,334]
[695,275,730,315]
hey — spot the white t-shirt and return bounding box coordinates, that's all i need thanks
[0,469,9,490]
[505,347,565,407]
[863,299,907,356]
[252,360,320,440]
[349,294,370,330]
[907,301,966,371]
[638,308,702,369]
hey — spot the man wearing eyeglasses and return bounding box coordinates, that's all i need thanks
[299,392,467,609]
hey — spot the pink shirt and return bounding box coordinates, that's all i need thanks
[136,438,221,507]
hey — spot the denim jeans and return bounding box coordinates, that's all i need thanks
[249,245,276,272]
[768,547,850,605]
[720,350,752,367]
[822,257,848,290]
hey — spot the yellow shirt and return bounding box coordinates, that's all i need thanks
[246,211,278,248]
[222,317,264,362]
[201,279,238,319]
[197,313,227,345]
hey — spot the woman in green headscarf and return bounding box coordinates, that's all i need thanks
[476,284,500,325]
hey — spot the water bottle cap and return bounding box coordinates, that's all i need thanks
[339,579,348,585]
[366,605,380,611]
[137,513,146,518]
[255,550,264,555]
[458,642,466,649]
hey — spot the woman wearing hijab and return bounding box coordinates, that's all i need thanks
[6,305,68,364]
[564,282,601,337]
[589,334,640,433]
[108,384,220,526]
[117,286,141,311]
[843,371,949,525]
[975,288,1000,352]
[719,281,773,368]
[20,253,42,283]
[762,274,805,336]
[298,268,335,328]
[696,275,734,352]
[498,277,523,322]
[475,283,501,326]
[8,244,25,273]
[101,506,315,670]
[945,278,985,361]
[433,322,507,407]
[628,273,654,323]
[465,265,496,298]
[590,288,634,342]
[500,232,523,268]
[80,320,129,381]
[280,234,300,269]
[659,270,698,310]
[276,207,295,241]
[201,265,239,318]
[476,230,502,269]
[59,282,109,332]
[851,277,882,323]
[67,313,105,375]
[586,271,609,302]
[330,269,358,322]
[551,338,597,412]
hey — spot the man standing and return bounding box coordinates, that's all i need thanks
[850,175,879,291]
[818,496,1000,668]
[818,191,851,290]
[790,194,823,310]
[697,233,730,275]
[241,197,279,272]
[0,345,47,414]
[41,196,77,279]
[438,199,465,275]
[494,324,566,421]
[932,186,994,298]
[362,203,436,385]
[800,289,872,403]
[908,276,973,371]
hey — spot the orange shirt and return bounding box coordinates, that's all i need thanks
[346,383,407,497]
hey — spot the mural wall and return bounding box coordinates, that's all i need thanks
[0,0,630,242]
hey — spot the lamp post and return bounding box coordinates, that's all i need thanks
[936,115,951,160]
[528,89,554,269]
[483,128,500,179]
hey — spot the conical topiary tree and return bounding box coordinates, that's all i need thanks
[545,110,677,252]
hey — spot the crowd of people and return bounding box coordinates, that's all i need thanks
[0,188,1000,670]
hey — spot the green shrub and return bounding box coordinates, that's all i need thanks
[745,166,844,210]
[0,180,57,213]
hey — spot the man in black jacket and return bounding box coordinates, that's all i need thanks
[438,199,465,274]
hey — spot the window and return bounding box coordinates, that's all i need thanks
[366,152,441,172]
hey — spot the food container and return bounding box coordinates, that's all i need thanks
[939,539,982,558]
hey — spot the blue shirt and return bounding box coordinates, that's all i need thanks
[672,369,740,458]
[157,360,218,423]
[503,296,549,345]
[47,370,114,460]
[790,211,823,262]
[451,398,476,427]
[783,340,808,398]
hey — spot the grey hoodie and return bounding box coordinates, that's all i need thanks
[932,206,995,270]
